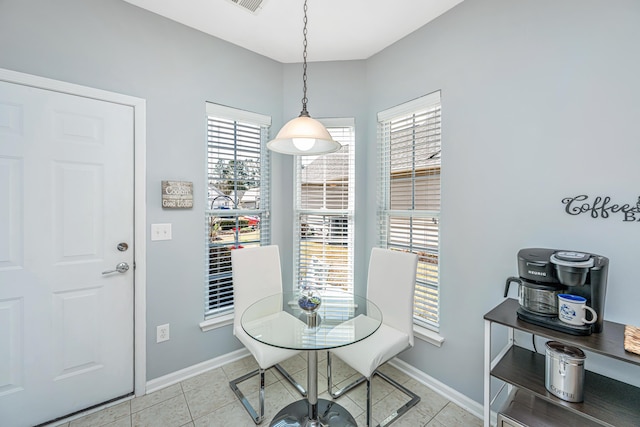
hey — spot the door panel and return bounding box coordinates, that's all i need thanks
[0,297,23,396]
[0,80,134,426]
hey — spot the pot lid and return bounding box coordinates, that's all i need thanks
[550,251,594,268]
[545,341,586,359]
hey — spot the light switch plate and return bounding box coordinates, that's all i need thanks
[151,223,172,241]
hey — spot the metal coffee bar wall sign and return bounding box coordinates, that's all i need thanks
[562,195,640,222]
[162,180,193,209]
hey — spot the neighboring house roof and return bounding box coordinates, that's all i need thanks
[301,145,350,183]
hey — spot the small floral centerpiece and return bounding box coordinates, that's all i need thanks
[298,285,321,313]
[298,293,322,312]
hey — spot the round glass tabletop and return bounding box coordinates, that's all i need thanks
[241,291,382,351]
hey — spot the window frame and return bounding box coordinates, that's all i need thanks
[293,118,356,300]
[377,92,442,334]
[202,102,271,328]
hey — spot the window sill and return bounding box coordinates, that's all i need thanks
[199,313,234,332]
[414,324,444,347]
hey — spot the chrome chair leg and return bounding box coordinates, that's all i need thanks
[366,376,373,427]
[374,370,421,427]
[274,363,307,397]
[229,364,307,425]
[326,352,421,427]
[326,351,366,399]
[229,368,265,424]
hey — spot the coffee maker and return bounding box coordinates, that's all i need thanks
[504,248,608,335]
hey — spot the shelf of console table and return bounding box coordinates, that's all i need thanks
[484,298,640,427]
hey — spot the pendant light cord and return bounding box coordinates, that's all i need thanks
[266,0,341,155]
[300,0,310,117]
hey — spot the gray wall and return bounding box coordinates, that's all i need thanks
[363,0,640,402]
[0,0,284,379]
[2,0,639,407]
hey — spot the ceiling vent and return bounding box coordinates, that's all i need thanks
[227,0,267,14]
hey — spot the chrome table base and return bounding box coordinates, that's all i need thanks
[269,398,356,427]
[269,349,356,427]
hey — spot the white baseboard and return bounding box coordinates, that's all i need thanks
[145,348,250,394]
[389,358,484,421]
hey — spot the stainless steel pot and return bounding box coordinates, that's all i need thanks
[545,341,586,402]
[504,277,565,316]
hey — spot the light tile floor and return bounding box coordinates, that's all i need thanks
[47,352,482,427]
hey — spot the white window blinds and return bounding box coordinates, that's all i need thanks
[205,102,271,318]
[377,92,441,330]
[294,119,355,297]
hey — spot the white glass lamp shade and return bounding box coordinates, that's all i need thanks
[267,116,341,155]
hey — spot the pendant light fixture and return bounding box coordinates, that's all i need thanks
[267,0,341,156]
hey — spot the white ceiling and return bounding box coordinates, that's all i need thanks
[122,0,463,63]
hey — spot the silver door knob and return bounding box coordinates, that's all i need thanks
[102,262,130,275]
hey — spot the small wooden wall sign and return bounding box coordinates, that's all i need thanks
[162,180,193,209]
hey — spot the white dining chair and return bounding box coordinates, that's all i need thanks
[229,245,306,424]
[327,247,420,427]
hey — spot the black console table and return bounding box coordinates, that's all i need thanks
[483,298,640,427]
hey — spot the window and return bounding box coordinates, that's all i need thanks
[377,92,441,331]
[205,102,271,318]
[294,119,355,298]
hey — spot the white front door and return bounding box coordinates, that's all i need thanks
[0,80,135,426]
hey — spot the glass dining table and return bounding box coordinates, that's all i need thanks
[241,291,382,427]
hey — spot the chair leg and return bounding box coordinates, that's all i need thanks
[229,368,265,424]
[372,370,421,427]
[229,364,306,425]
[274,363,306,397]
[327,353,421,427]
[366,377,373,427]
[326,351,366,399]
